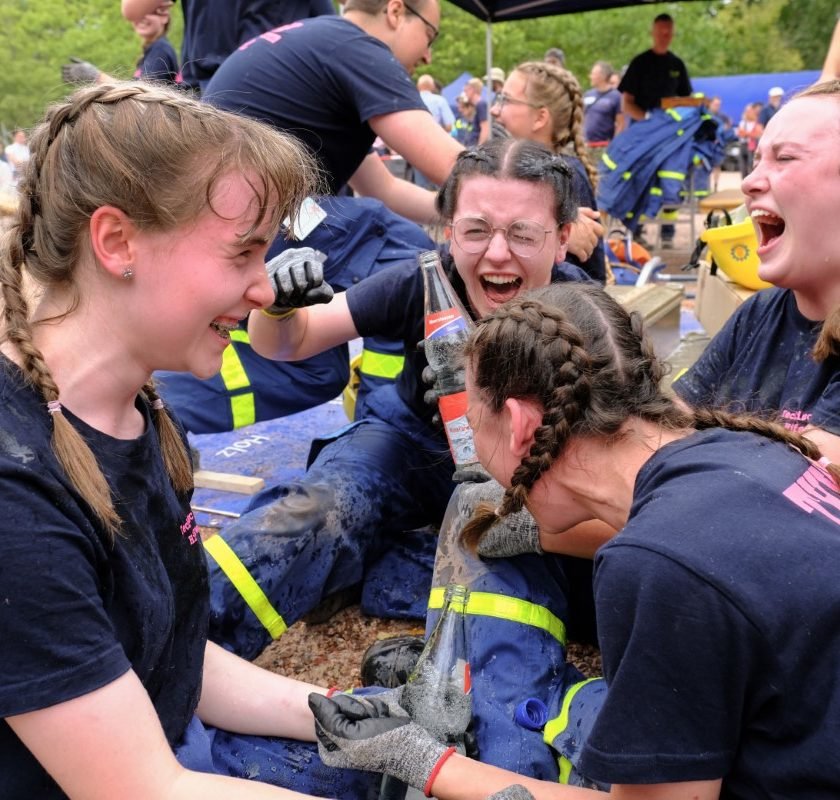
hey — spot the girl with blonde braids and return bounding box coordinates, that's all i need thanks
[0,81,379,799]
[310,281,840,799]
[491,61,605,281]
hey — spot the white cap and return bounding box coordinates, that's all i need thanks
[483,67,505,84]
[768,86,784,97]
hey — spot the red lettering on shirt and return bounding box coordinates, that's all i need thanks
[783,464,840,525]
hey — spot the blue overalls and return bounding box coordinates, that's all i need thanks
[425,482,609,788]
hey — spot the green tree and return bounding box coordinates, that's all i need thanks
[0,0,182,134]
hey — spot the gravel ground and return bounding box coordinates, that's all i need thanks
[252,604,602,690]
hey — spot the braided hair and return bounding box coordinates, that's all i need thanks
[1,82,318,538]
[460,282,840,549]
[436,137,577,228]
[513,61,597,189]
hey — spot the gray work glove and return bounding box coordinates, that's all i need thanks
[61,57,101,84]
[265,247,333,315]
[309,693,448,791]
[455,480,543,558]
[487,786,536,800]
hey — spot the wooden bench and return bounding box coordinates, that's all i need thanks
[698,188,745,214]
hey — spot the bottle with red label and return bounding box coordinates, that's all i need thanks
[419,250,478,469]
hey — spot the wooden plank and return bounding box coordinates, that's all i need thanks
[193,469,265,495]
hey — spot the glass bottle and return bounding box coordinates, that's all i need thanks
[419,250,478,469]
[378,583,472,800]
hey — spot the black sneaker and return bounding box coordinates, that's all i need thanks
[360,635,425,688]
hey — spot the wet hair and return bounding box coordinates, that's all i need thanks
[511,61,597,189]
[1,82,318,538]
[460,283,840,548]
[435,138,577,228]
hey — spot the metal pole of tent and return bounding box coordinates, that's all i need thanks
[486,20,494,137]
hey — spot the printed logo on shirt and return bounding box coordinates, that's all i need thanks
[239,21,304,51]
[780,408,812,431]
[783,462,840,526]
[180,510,200,545]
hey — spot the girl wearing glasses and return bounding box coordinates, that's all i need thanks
[209,139,589,665]
[492,61,605,282]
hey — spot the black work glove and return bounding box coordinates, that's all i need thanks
[487,786,536,800]
[308,693,449,791]
[265,247,333,315]
[61,57,101,84]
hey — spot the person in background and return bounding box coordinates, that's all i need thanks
[544,47,565,68]
[758,85,784,126]
[414,73,455,189]
[0,80,380,800]
[453,93,478,145]
[61,6,179,86]
[462,77,490,144]
[3,129,29,184]
[491,61,605,282]
[618,12,692,248]
[618,13,692,123]
[308,279,840,799]
[121,0,336,93]
[582,60,623,147]
[131,6,180,83]
[735,101,764,178]
[484,66,505,97]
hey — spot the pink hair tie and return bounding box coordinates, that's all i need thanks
[46,400,62,415]
[151,398,165,411]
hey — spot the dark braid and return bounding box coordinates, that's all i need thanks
[461,283,840,549]
[436,138,577,229]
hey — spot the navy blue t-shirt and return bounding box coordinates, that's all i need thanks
[583,87,622,143]
[204,16,426,193]
[179,0,335,88]
[618,49,692,112]
[566,154,605,283]
[674,288,840,434]
[0,358,208,798]
[134,36,180,84]
[580,428,840,795]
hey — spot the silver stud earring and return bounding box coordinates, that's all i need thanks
[122,265,134,279]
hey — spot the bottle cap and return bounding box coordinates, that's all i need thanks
[513,697,548,731]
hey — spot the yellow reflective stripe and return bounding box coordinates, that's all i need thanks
[666,108,682,121]
[359,349,405,380]
[649,187,663,196]
[543,677,602,784]
[657,170,685,181]
[601,153,616,170]
[428,587,567,645]
[622,171,632,180]
[230,392,256,428]
[203,534,288,639]
[671,367,688,384]
[220,330,255,428]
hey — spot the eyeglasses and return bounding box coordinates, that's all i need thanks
[403,1,439,46]
[493,92,543,110]
[452,217,556,258]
